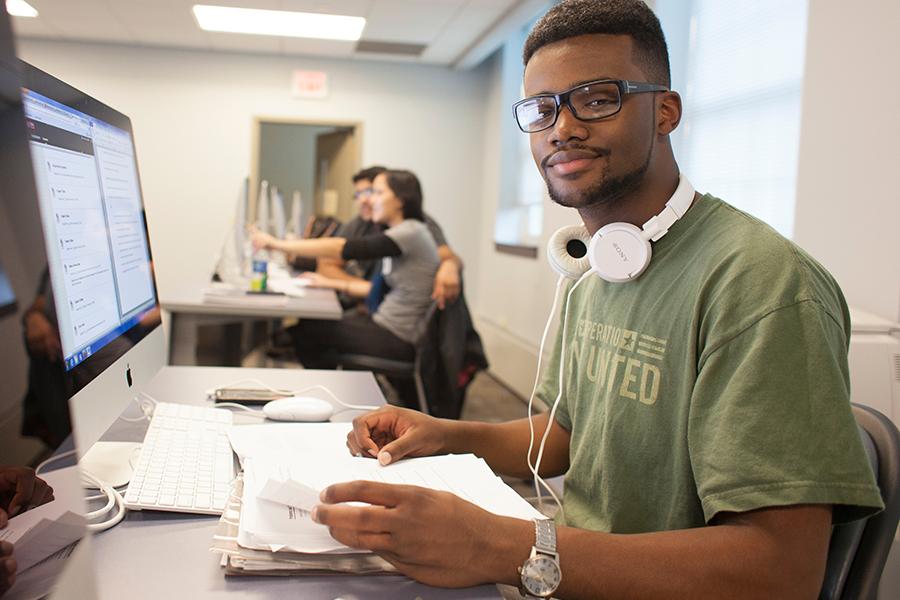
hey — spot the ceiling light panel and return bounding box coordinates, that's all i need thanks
[192,4,366,41]
[6,0,39,18]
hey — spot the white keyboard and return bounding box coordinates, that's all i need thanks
[124,402,235,516]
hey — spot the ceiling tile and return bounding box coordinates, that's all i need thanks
[205,30,282,54]
[105,0,210,49]
[30,0,139,44]
[9,15,62,39]
[421,0,515,64]
[361,0,465,44]
[280,36,356,58]
[278,0,372,17]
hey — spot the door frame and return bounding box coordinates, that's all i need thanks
[248,116,363,223]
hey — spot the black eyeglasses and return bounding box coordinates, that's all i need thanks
[512,79,668,133]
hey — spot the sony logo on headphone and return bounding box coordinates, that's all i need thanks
[612,242,628,262]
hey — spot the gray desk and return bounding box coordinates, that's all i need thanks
[93,366,502,599]
[161,285,342,365]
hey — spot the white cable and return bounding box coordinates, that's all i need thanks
[527,270,592,518]
[120,393,158,422]
[526,276,565,504]
[35,449,77,475]
[80,470,126,532]
[214,403,267,417]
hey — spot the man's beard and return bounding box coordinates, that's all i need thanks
[546,145,653,210]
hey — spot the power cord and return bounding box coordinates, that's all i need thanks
[525,271,591,519]
[35,450,126,532]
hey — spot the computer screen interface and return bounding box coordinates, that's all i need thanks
[21,81,158,373]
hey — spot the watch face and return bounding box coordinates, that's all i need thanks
[521,555,561,597]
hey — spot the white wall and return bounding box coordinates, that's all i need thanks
[471,46,579,399]
[793,0,900,322]
[17,40,489,300]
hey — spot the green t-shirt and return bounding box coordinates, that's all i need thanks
[538,194,883,534]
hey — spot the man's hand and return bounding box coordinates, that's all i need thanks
[313,481,527,588]
[23,311,61,362]
[0,468,54,524]
[0,541,15,596]
[346,406,449,465]
[431,259,461,310]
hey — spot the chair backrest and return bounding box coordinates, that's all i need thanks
[820,404,900,600]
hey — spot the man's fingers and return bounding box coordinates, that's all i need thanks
[0,509,7,530]
[377,432,421,465]
[7,472,36,517]
[350,411,396,457]
[327,527,393,552]
[318,480,410,507]
[0,541,11,557]
[29,480,52,509]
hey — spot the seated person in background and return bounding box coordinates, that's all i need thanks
[0,466,55,597]
[316,166,464,310]
[251,169,439,373]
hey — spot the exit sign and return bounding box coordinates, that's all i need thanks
[291,70,328,99]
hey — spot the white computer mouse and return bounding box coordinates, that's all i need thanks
[262,396,334,422]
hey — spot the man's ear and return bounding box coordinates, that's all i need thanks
[657,91,682,135]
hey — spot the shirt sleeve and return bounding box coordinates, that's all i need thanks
[424,215,448,248]
[689,300,883,524]
[342,234,402,261]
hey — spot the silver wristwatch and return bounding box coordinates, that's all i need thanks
[518,518,562,598]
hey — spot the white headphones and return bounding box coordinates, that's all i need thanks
[546,175,695,282]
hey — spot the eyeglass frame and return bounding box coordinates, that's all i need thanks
[512,79,669,134]
[353,187,374,199]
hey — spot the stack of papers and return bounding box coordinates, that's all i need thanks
[201,285,289,307]
[265,278,309,298]
[210,475,395,577]
[212,423,542,576]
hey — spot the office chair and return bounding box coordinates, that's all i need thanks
[819,403,900,600]
[336,303,439,414]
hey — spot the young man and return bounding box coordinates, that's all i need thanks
[311,1,883,597]
[317,166,465,309]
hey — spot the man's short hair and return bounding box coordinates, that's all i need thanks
[523,0,671,88]
[352,166,387,184]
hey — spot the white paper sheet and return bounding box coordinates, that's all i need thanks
[0,466,86,574]
[229,423,542,555]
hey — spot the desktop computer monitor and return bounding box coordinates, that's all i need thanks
[0,7,95,599]
[18,59,166,464]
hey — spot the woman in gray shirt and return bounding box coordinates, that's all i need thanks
[250,170,440,374]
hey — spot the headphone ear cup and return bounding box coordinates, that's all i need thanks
[588,222,653,282]
[547,225,592,279]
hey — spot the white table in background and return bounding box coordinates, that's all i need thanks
[161,285,342,365]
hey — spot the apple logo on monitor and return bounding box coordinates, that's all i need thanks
[126,364,133,387]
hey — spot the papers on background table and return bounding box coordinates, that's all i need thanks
[227,423,543,557]
[266,277,310,297]
[201,284,289,307]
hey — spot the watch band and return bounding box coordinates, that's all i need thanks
[533,518,557,554]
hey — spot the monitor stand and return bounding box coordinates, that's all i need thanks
[79,441,142,488]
